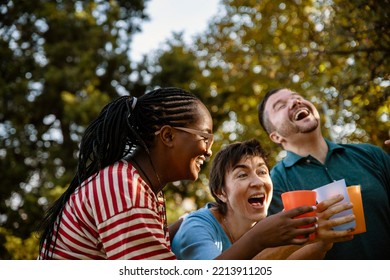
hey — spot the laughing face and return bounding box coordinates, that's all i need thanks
[221,156,273,224]
[264,89,320,142]
[172,102,214,181]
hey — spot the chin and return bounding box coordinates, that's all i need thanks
[258,213,267,220]
[190,165,201,180]
[251,212,266,222]
[187,170,198,181]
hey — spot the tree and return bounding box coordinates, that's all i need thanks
[0,0,149,259]
[146,0,389,219]
[1,0,389,259]
[189,0,389,163]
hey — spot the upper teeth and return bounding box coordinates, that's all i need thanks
[250,194,264,199]
[196,159,204,166]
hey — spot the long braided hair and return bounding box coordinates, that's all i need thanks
[38,87,201,258]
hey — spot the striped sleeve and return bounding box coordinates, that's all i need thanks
[39,160,175,260]
[98,207,175,259]
[92,160,176,260]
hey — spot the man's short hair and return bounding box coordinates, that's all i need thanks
[257,88,283,134]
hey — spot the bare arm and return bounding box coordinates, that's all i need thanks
[252,245,302,260]
[168,213,189,240]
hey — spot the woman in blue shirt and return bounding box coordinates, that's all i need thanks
[171,139,355,259]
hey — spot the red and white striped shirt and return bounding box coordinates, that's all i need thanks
[39,160,176,260]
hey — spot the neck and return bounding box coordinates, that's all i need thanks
[284,132,328,164]
[212,208,254,243]
[128,148,163,193]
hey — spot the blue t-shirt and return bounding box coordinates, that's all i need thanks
[171,203,231,260]
[269,139,390,259]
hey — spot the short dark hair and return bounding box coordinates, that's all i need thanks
[257,88,283,134]
[209,139,269,215]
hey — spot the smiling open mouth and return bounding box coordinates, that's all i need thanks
[195,159,204,168]
[294,108,310,120]
[248,195,265,206]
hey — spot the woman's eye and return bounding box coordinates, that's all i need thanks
[257,169,268,175]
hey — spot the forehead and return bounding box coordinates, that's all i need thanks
[192,102,213,129]
[265,89,293,103]
[264,89,302,111]
[231,155,266,171]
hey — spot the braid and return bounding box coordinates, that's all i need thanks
[38,87,201,258]
[39,96,133,258]
[130,87,200,146]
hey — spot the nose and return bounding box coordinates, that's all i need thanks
[250,174,265,188]
[205,145,213,157]
[205,140,214,157]
[289,97,302,109]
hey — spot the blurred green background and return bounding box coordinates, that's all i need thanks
[1,0,389,259]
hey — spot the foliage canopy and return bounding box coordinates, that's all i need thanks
[0,0,388,259]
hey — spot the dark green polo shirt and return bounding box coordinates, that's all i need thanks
[269,139,390,259]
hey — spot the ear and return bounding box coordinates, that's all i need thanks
[216,189,227,203]
[269,131,283,145]
[156,126,175,147]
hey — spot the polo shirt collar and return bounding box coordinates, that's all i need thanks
[282,138,345,167]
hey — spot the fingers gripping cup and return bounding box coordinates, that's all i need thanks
[314,179,356,231]
[281,190,317,240]
[347,185,366,235]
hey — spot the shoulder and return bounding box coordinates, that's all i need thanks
[82,160,157,221]
[171,204,227,259]
[337,142,388,158]
[185,204,217,224]
[270,160,287,179]
[328,142,390,172]
[177,204,222,235]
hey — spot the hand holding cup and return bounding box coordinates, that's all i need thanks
[314,179,356,231]
[253,205,317,248]
[281,190,317,240]
[315,194,355,243]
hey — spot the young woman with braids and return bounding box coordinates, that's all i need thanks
[38,87,215,259]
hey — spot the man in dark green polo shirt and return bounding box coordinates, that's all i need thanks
[258,88,390,259]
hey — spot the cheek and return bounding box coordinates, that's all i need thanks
[266,182,273,206]
[189,141,207,158]
[306,102,320,118]
[225,185,241,204]
[313,109,321,120]
[266,191,273,208]
[272,114,287,130]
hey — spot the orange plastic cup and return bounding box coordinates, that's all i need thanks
[347,185,366,235]
[281,190,317,240]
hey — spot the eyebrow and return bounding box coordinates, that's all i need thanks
[272,99,283,110]
[231,162,267,171]
[271,93,300,110]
